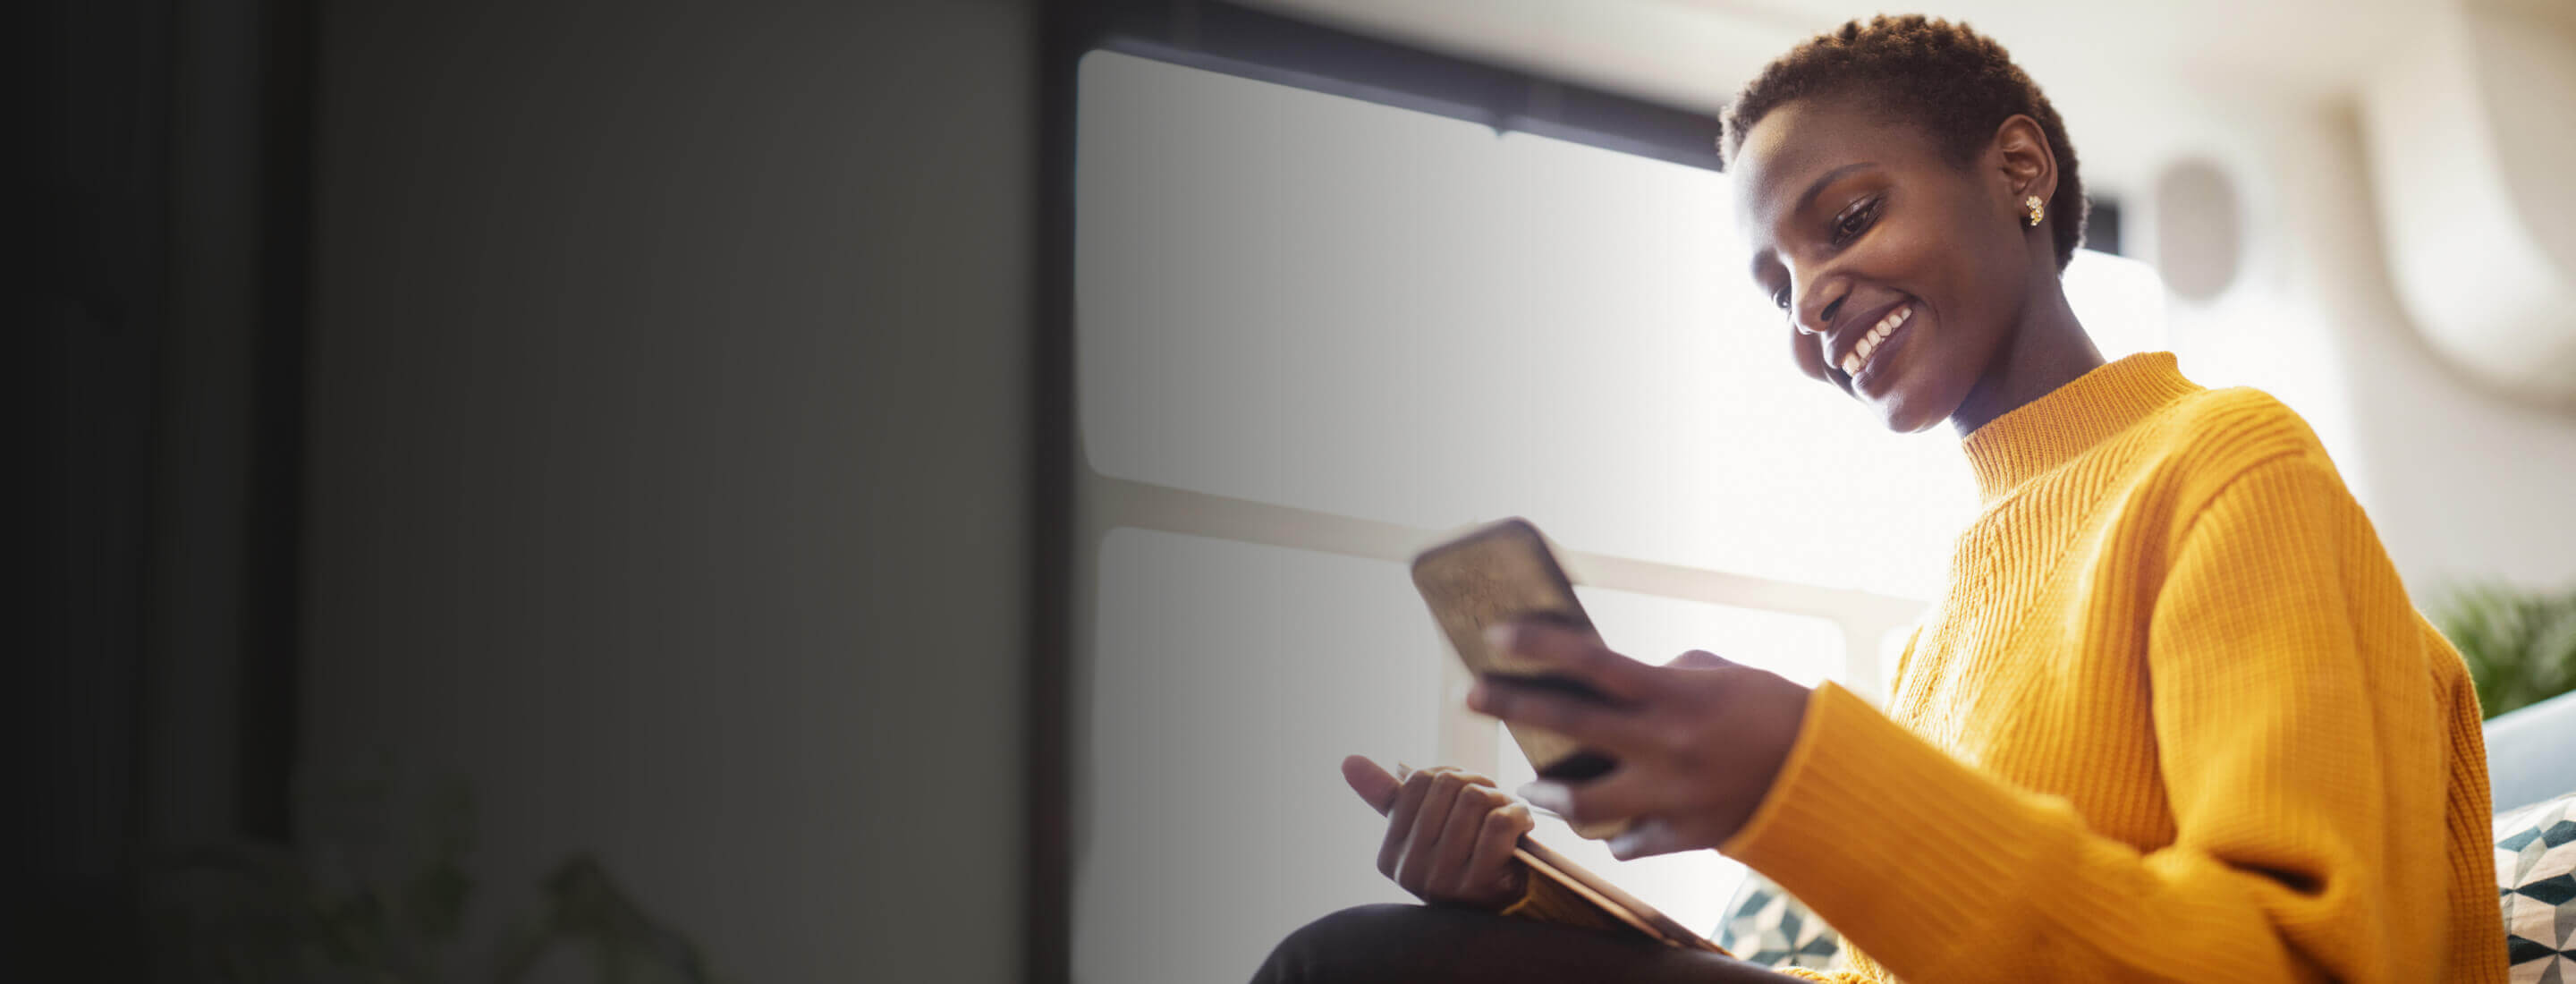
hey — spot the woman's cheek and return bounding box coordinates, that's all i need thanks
[1790,325,1831,382]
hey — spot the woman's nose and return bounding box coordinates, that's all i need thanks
[1796,295,1844,335]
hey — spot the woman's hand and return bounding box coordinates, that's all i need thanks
[1468,621,1811,861]
[1341,756,1535,910]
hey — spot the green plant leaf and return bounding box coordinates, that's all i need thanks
[2430,580,2576,718]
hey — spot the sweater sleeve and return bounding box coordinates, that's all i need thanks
[1715,453,2462,983]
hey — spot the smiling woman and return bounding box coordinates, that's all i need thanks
[1256,14,2509,984]
[1726,24,2096,438]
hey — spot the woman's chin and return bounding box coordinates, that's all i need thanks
[1869,386,1947,434]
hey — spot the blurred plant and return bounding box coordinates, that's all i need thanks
[2428,581,2576,720]
[148,772,719,984]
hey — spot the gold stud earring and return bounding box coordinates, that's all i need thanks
[2025,195,2045,227]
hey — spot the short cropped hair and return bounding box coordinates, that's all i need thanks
[1720,14,2087,271]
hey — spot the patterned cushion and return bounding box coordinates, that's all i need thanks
[1716,871,1842,971]
[2500,793,2576,983]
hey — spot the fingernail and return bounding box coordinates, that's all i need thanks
[1483,623,1515,651]
[1517,782,1567,812]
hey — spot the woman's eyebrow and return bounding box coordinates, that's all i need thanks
[1744,160,1881,280]
[1792,161,1879,215]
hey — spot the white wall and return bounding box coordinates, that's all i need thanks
[298,2,1031,981]
[2089,72,2576,598]
[2165,95,2576,597]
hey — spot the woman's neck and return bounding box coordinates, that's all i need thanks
[1947,284,2105,438]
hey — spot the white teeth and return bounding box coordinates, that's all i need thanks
[1845,304,1911,377]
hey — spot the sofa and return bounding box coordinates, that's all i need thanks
[2487,689,2576,814]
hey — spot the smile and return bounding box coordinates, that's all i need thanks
[1843,303,1913,386]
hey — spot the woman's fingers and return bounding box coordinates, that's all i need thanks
[1485,621,1657,701]
[1352,760,1533,907]
[1467,676,1658,755]
[1397,771,1472,892]
[1425,783,1493,895]
[1342,755,1401,816]
[1377,768,1436,878]
[1606,817,1687,861]
[1375,767,1491,879]
[1665,649,1735,671]
[1520,767,1665,829]
[1465,797,1534,896]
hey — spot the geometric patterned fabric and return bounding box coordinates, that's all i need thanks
[1716,870,1843,972]
[2498,793,2576,984]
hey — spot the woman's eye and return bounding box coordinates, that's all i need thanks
[1832,197,1882,245]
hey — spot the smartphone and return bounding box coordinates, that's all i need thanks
[1410,517,1632,840]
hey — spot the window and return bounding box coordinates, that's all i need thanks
[1069,48,2165,982]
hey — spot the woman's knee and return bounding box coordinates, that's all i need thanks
[1250,903,1442,983]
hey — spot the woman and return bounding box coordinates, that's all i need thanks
[1252,14,2506,984]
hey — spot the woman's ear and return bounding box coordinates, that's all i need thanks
[1990,114,2056,216]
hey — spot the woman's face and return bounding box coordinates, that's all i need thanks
[1733,96,2040,434]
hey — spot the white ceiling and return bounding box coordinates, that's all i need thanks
[1665,0,2445,98]
[1234,0,2475,198]
[1240,0,2452,113]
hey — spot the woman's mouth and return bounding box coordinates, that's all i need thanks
[1846,302,1915,393]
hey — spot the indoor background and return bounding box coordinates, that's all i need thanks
[35,0,2576,981]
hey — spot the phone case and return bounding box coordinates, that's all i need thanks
[1410,517,1633,841]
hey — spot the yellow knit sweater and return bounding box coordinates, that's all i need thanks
[1513,352,2507,981]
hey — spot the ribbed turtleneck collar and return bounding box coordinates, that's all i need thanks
[1959,351,2203,504]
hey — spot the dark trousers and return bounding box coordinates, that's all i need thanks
[1249,903,1818,983]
